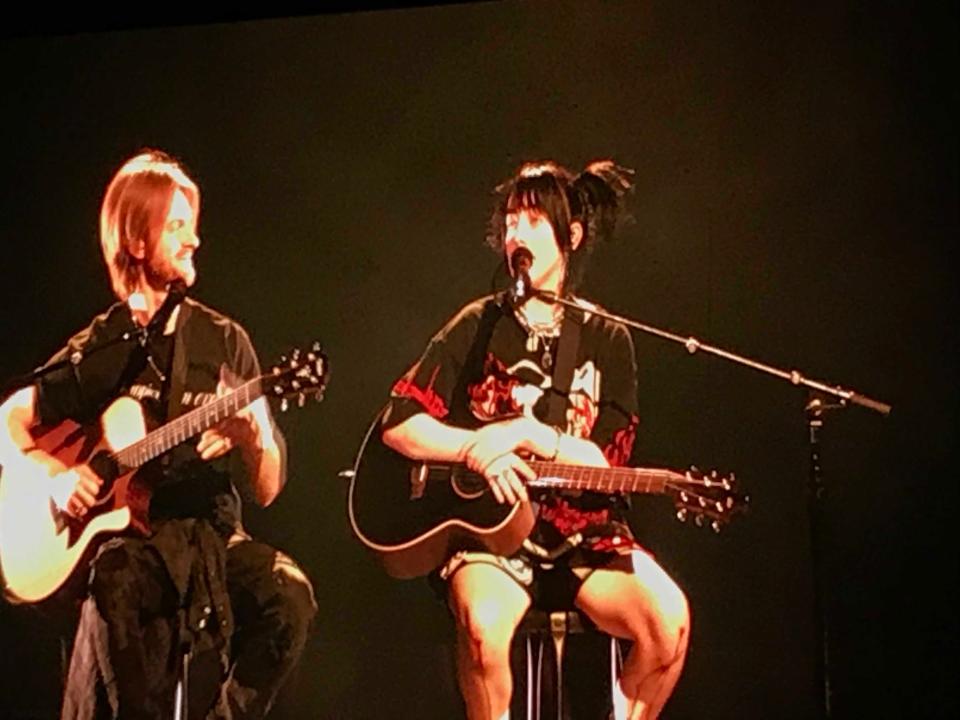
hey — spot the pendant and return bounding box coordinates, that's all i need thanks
[541,346,553,370]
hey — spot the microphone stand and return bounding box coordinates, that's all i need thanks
[534,287,891,720]
[1,329,144,400]
[0,282,187,400]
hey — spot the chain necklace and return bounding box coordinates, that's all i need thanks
[145,351,168,383]
[516,305,564,370]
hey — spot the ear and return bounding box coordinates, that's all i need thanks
[569,221,584,251]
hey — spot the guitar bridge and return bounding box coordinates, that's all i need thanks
[409,464,428,500]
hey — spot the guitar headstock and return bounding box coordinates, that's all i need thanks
[668,468,749,532]
[268,342,330,412]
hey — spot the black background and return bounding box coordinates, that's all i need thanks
[1,2,956,718]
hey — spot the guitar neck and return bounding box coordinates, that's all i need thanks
[113,376,263,470]
[526,461,685,495]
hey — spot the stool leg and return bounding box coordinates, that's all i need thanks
[525,635,535,720]
[549,613,568,720]
[535,636,546,720]
[174,649,190,720]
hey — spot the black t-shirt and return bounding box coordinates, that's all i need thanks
[36,297,281,536]
[385,293,640,545]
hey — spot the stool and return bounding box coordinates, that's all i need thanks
[513,608,623,720]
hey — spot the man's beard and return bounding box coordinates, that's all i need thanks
[143,255,194,290]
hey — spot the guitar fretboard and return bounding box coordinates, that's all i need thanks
[526,461,685,495]
[112,377,263,470]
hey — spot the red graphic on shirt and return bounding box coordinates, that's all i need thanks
[589,534,647,554]
[392,365,449,419]
[602,415,639,467]
[468,354,522,421]
[566,391,599,439]
[540,497,611,535]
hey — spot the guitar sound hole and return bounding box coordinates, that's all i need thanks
[450,470,487,500]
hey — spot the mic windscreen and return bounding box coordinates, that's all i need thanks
[510,247,533,276]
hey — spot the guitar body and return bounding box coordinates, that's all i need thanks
[0,341,328,605]
[348,412,534,579]
[0,397,152,604]
[348,411,746,580]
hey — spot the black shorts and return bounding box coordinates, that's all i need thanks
[435,519,645,611]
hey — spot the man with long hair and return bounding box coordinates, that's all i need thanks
[0,150,316,719]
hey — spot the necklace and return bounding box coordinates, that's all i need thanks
[146,352,168,383]
[516,305,563,370]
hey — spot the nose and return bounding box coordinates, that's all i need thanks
[183,228,200,249]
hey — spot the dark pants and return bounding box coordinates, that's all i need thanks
[61,535,317,720]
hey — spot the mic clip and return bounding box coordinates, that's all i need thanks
[508,247,534,308]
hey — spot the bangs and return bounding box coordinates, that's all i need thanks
[486,161,575,252]
[504,172,567,216]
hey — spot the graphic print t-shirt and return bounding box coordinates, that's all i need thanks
[385,294,641,547]
[35,298,275,535]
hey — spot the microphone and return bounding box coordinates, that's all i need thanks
[508,247,533,307]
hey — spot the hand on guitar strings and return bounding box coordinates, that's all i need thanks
[477,452,534,505]
[458,417,560,505]
[51,464,103,519]
[197,413,259,460]
[196,366,266,463]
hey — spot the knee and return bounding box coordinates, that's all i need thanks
[621,580,690,664]
[645,583,690,662]
[452,598,514,671]
[270,554,318,640]
[663,584,690,644]
[88,541,141,610]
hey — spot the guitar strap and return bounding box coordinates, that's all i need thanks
[545,302,582,429]
[453,296,512,422]
[463,293,582,430]
[164,299,192,423]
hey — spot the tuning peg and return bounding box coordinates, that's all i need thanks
[298,393,306,408]
[314,390,324,402]
[694,514,704,528]
[715,501,724,513]
[711,520,722,533]
[676,508,688,523]
[280,398,289,413]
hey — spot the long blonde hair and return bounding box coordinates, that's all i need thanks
[99,150,199,300]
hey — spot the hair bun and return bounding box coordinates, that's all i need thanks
[574,161,634,245]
